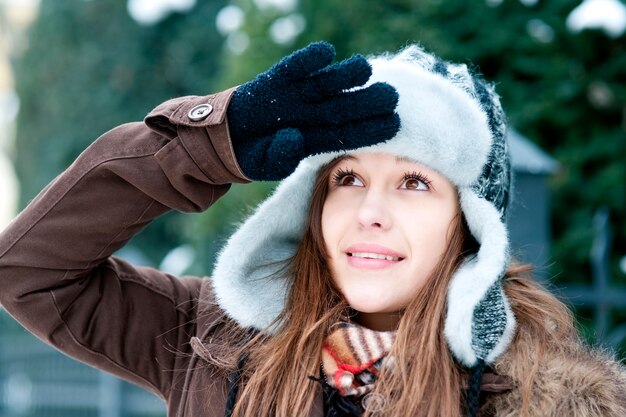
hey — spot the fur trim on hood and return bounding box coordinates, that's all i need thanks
[212,44,514,369]
[483,341,626,417]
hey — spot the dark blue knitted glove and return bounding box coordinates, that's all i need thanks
[227,41,400,180]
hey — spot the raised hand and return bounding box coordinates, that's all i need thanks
[227,41,400,180]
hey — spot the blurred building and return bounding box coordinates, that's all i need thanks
[507,129,559,278]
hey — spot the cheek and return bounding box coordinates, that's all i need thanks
[405,205,457,260]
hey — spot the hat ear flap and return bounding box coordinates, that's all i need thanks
[444,189,515,367]
[472,282,516,364]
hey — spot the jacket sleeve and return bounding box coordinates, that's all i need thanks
[0,87,250,401]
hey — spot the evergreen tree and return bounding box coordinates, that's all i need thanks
[14,0,626,348]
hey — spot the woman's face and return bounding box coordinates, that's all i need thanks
[321,152,458,329]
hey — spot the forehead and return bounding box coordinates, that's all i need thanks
[334,152,437,171]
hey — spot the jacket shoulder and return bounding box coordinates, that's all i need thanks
[485,343,626,417]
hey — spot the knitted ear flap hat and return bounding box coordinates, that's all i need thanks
[212,45,514,371]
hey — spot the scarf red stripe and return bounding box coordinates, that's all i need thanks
[321,322,396,397]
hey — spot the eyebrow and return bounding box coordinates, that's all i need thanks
[395,156,415,164]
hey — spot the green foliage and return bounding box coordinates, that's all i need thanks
[14,0,626,346]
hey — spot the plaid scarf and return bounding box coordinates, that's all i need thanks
[321,322,396,397]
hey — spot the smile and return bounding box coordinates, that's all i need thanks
[348,252,402,261]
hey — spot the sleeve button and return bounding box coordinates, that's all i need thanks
[188,104,213,121]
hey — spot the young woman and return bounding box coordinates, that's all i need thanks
[0,42,624,417]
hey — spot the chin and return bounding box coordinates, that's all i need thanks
[345,298,396,314]
[338,283,407,313]
[350,305,383,314]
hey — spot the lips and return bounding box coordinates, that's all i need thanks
[346,243,404,259]
[345,243,405,269]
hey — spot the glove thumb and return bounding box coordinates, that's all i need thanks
[264,128,306,180]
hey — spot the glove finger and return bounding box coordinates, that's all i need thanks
[232,134,274,181]
[305,82,399,126]
[270,41,336,82]
[302,113,401,155]
[300,55,372,101]
[265,128,306,180]
[236,129,306,181]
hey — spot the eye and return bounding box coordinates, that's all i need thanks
[400,171,432,191]
[332,168,364,187]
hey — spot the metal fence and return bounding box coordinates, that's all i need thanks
[556,207,626,349]
[0,324,164,417]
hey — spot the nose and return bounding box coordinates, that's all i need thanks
[356,190,391,230]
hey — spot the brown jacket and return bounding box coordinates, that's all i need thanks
[0,89,625,417]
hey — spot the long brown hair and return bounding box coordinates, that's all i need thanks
[206,157,579,417]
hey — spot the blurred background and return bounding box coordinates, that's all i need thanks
[0,0,625,415]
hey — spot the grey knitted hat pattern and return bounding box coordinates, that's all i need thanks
[212,45,515,369]
[415,47,511,215]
